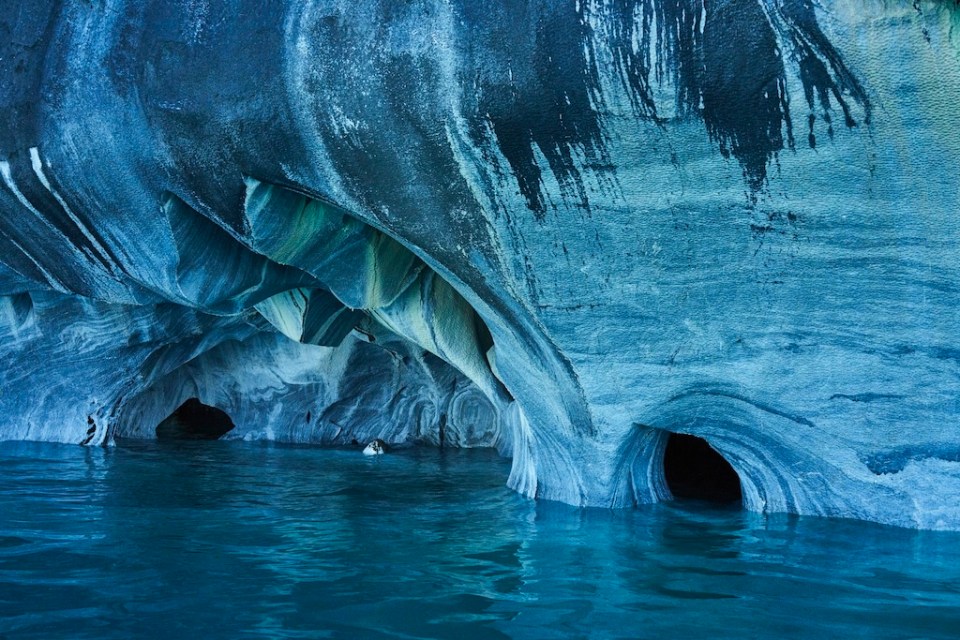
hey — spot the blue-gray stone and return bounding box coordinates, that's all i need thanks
[1,0,959,529]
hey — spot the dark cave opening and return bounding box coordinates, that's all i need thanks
[663,433,742,504]
[155,398,235,440]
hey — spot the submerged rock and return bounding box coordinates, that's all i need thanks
[363,439,388,456]
[1,1,959,529]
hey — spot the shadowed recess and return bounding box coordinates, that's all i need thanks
[155,398,235,440]
[664,433,742,504]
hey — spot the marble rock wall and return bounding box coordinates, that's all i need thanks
[1,0,959,528]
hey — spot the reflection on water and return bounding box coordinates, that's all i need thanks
[1,440,959,638]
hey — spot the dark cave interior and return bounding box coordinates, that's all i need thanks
[664,433,742,504]
[155,398,235,441]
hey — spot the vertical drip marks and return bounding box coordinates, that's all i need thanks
[474,0,869,208]
[528,1,609,208]
[599,0,869,188]
[605,0,702,121]
[603,0,791,187]
[700,0,793,189]
[772,0,871,143]
[471,2,610,219]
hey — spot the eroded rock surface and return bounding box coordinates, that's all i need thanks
[2,0,960,528]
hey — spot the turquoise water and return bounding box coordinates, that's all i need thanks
[1,441,959,639]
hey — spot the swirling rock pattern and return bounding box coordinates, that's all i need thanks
[1,0,959,529]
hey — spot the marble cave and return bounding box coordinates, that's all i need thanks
[2,0,960,532]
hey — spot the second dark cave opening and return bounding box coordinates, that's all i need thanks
[664,433,742,504]
[155,398,235,440]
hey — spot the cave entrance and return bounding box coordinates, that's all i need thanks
[155,398,235,440]
[663,433,742,504]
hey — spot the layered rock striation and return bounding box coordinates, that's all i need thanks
[2,0,960,528]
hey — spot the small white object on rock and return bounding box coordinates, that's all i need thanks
[362,439,387,456]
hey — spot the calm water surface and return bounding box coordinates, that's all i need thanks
[1,440,959,639]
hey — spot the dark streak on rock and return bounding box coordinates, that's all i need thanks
[477,0,872,210]
[466,2,608,219]
[602,0,869,191]
[669,388,816,428]
[830,393,906,403]
[865,445,960,476]
[700,0,794,189]
[80,415,97,445]
[776,0,872,129]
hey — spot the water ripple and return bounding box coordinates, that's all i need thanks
[0,441,959,638]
